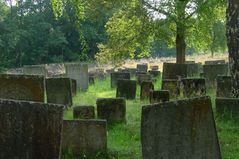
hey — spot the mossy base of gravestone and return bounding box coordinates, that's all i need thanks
[161,79,180,98]
[116,79,136,99]
[149,90,170,104]
[181,78,206,98]
[140,81,154,100]
[73,106,95,119]
[110,72,130,88]
[97,98,126,123]
[216,76,232,97]
[216,98,239,120]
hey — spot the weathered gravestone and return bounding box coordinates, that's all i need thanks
[137,74,152,84]
[71,79,77,97]
[65,63,89,91]
[97,98,126,123]
[149,90,170,104]
[181,78,206,98]
[0,74,45,102]
[205,60,226,65]
[0,99,64,159]
[161,79,180,97]
[216,76,232,97]
[110,72,130,88]
[62,120,107,157]
[73,106,95,119]
[203,64,229,87]
[46,63,65,78]
[141,96,221,159]
[140,81,154,100]
[23,65,47,76]
[116,79,136,99]
[216,98,239,119]
[187,63,201,77]
[46,78,73,107]
[137,64,148,72]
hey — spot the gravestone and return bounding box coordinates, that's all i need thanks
[141,96,221,159]
[181,78,206,98]
[216,76,232,97]
[148,70,161,77]
[137,74,151,84]
[127,68,137,76]
[65,63,89,91]
[46,63,65,77]
[0,98,64,159]
[140,81,154,100]
[187,63,201,77]
[205,60,226,65]
[216,98,239,119]
[73,106,95,119]
[23,65,47,76]
[110,72,130,88]
[161,79,180,97]
[116,79,136,99]
[71,79,77,97]
[162,63,187,79]
[203,64,229,87]
[150,65,159,71]
[0,74,45,102]
[46,78,72,107]
[62,120,107,157]
[97,98,126,123]
[149,90,170,104]
[89,74,95,85]
[137,64,148,72]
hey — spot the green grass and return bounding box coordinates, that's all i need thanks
[64,76,239,159]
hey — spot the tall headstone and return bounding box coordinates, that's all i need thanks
[216,98,239,119]
[181,78,206,98]
[137,64,148,72]
[116,79,136,99]
[23,65,47,76]
[141,96,221,159]
[0,74,45,102]
[110,72,130,88]
[161,79,180,97]
[216,76,232,97]
[0,99,64,159]
[46,78,73,107]
[149,90,170,104]
[65,63,89,91]
[140,81,154,100]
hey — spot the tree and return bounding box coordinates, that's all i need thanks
[227,0,239,97]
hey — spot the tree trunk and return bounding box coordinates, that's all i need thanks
[176,26,186,64]
[227,0,239,97]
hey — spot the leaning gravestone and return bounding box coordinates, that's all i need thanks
[141,96,221,159]
[116,79,136,99]
[216,76,232,97]
[65,63,89,91]
[216,98,239,119]
[0,98,64,159]
[137,64,148,72]
[62,120,107,157]
[205,60,226,65]
[149,90,170,104]
[140,81,154,100]
[110,72,130,88]
[97,98,126,123]
[0,74,45,102]
[46,78,73,107]
[23,65,47,76]
[161,79,180,97]
[181,78,206,98]
[73,106,95,119]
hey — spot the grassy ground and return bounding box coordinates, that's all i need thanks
[64,76,239,159]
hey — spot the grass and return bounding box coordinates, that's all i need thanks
[64,76,239,159]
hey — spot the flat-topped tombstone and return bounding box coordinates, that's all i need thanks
[110,72,130,88]
[65,63,88,91]
[0,74,45,102]
[137,64,148,72]
[205,60,226,65]
[149,90,170,104]
[150,65,159,71]
[181,78,206,98]
[161,79,180,97]
[148,70,161,77]
[71,79,77,97]
[137,74,151,84]
[73,106,95,119]
[140,81,154,100]
[116,79,136,99]
[97,98,126,123]
[46,78,72,107]
[0,99,64,159]
[216,76,232,97]
[141,96,221,159]
[216,98,239,119]
[203,64,229,87]
[62,120,107,157]
[23,65,47,76]
[162,63,187,79]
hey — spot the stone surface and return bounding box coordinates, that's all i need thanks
[73,106,95,119]
[137,74,151,84]
[161,79,180,97]
[62,120,107,157]
[137,64,148,72]
[150,65,159,71]
[187,63,201,77]
[203,64,229,87]
[181,78,206,98]
[46,63,65,77]
[71,79,77,97]
[116,79,136,99]
[205,60,226,65]
[216,98,239,119]
[162,63,187,79]
[216,76,232,97]
[46,78,72,107]
[110,72,130,88]
[140,81,154,100]
[23,65,47,76]
[141,96,221,159]
[0,99,64,159]
[0,74,45,102]
[97,98,126,123]
[65,63,89,91]
[149,90,170,104]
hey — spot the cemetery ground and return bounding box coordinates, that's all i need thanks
[64,76,239,159]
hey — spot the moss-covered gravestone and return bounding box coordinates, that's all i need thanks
[110,72,130,88]
[0,74,45,102]
[116,79,136,99]
[141,96,221,159]
[46,78,72,107]
[140,81,154,100]
[181,78,206,98]
[0,99,64,159]
[73,106,95,119]
[161,79,180,97]
[216,76,232,97]
[149,90,170,104]
[97,98,126,123]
